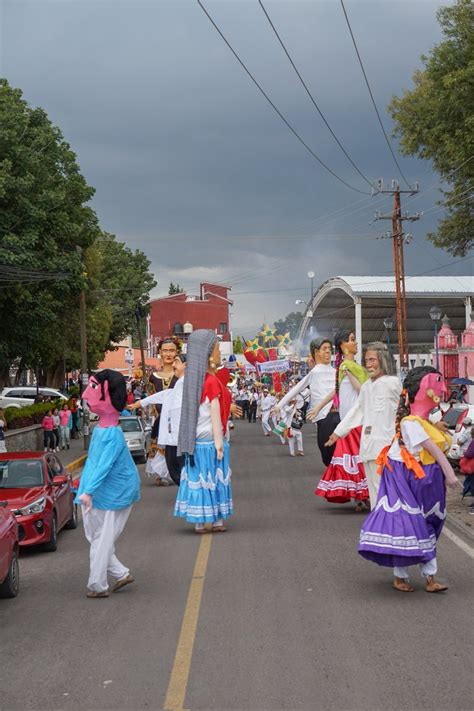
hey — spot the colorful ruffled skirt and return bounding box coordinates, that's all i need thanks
[174,439,233,524]
[315,426,369,503]
[358,458,446,568]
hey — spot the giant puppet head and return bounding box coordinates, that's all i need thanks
[82,369,127,427]
[403,366,447,419]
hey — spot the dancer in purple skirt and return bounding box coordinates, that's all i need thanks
[359,366,461,593]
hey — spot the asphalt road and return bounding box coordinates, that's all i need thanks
[1,421,473,711]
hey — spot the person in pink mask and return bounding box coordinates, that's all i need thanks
[76,369,140,599]
[358,366,461,594]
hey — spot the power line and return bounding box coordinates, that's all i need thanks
[258,0,374,190]
[339,0,412,190]
[197,0,372,195]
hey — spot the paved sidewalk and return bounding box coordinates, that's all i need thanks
[56,434,89,470]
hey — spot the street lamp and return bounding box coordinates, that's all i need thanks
[307,271,315,304]
[383,316,394,353]
[429,305,442,370]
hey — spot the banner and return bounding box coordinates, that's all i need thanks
[257,359,291,374]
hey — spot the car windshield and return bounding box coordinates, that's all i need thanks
[120,420,141,433]
[0,460,44,488]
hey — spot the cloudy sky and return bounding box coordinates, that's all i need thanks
[1,0,469,336]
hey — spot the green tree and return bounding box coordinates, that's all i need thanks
[0,79,98,385]
[233,336,244,354]
[274,311,304,340]
[168,282,184,295]
[0,80,157,386]
[389,0,474,256]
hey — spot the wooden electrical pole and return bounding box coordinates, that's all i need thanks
[374,180,421,371]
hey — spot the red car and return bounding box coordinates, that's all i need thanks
[0,502,19,597]
[0,452,78,551]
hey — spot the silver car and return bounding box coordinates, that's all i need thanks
[118,416,151,464]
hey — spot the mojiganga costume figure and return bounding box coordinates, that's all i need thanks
[76,369,141,598]
[359,366,460,593]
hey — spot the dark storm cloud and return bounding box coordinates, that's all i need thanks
[2,0,463,333]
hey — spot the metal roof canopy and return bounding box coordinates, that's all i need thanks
[299,276,474,350]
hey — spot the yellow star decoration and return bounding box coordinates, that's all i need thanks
[278,332,292,347]
[246,337,261,352]
[259,324,276,342]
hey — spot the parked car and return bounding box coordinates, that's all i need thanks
[0,501,19,598]
[0,386,68,410]
[119,416,151,464]
[0,452,78,552]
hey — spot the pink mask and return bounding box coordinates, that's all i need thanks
[410,372,446,418]
[82,376,119,427]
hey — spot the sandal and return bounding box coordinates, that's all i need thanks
[425,575,448,593]
[86,590,109,598]
[392,577,414,593]
[212,525,227,533]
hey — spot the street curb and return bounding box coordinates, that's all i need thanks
[446,512,474,543]
[66,454,87,477]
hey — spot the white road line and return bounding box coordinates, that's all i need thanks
[443,526,474,559]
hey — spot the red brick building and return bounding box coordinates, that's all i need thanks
[147,282,233,356]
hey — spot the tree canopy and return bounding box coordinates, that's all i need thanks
[0,79,156,386]
[274,311,303,340]
[389,0,473,256]
[168,282,184,295]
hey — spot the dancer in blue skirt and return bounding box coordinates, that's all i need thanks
[174,329,232,533]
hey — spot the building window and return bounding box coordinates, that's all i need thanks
[219,322,227,334]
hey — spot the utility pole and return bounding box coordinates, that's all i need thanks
[374,180,422,372]
[77,246,90,450]
[135,306,147,385]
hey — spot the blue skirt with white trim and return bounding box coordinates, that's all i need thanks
[174,439,233,524]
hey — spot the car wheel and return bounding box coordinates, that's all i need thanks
[0,549,20,598]
[64,500,78,530]
[42,512,58,552]
[136,449,147,464]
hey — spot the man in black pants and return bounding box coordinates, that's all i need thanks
[247,388,258,423]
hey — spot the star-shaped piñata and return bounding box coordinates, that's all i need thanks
[278,332,292,348]
[259,324,276,342]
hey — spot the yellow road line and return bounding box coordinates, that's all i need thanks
[164,534,213,711]
[67,454,87,475]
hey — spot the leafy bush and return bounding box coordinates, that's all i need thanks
[2,401,63,429]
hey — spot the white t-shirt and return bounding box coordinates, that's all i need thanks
[388,420,428,462]
[278,364,335,422]
[338,376,359,420]
[196,398,213,440]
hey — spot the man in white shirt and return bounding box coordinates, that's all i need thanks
[274,338,336,464]
[325,342,401,509]
[260,388,275,436]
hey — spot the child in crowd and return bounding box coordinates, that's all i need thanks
[42,410,55,452]
[52,407,60,452]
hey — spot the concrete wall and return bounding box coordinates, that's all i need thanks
[4,424,43,452]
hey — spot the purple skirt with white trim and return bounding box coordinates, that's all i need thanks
[358,458,446,568]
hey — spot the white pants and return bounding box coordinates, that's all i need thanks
[83,507,132,592]
[0,440,6,453]
[288,429,303,455]
[262,411,272,434]
[394,557,437,580]
[363,460,380,509]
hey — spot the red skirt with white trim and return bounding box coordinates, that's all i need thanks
[314,426,369,503]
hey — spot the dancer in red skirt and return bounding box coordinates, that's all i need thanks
[310,329,370,511]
